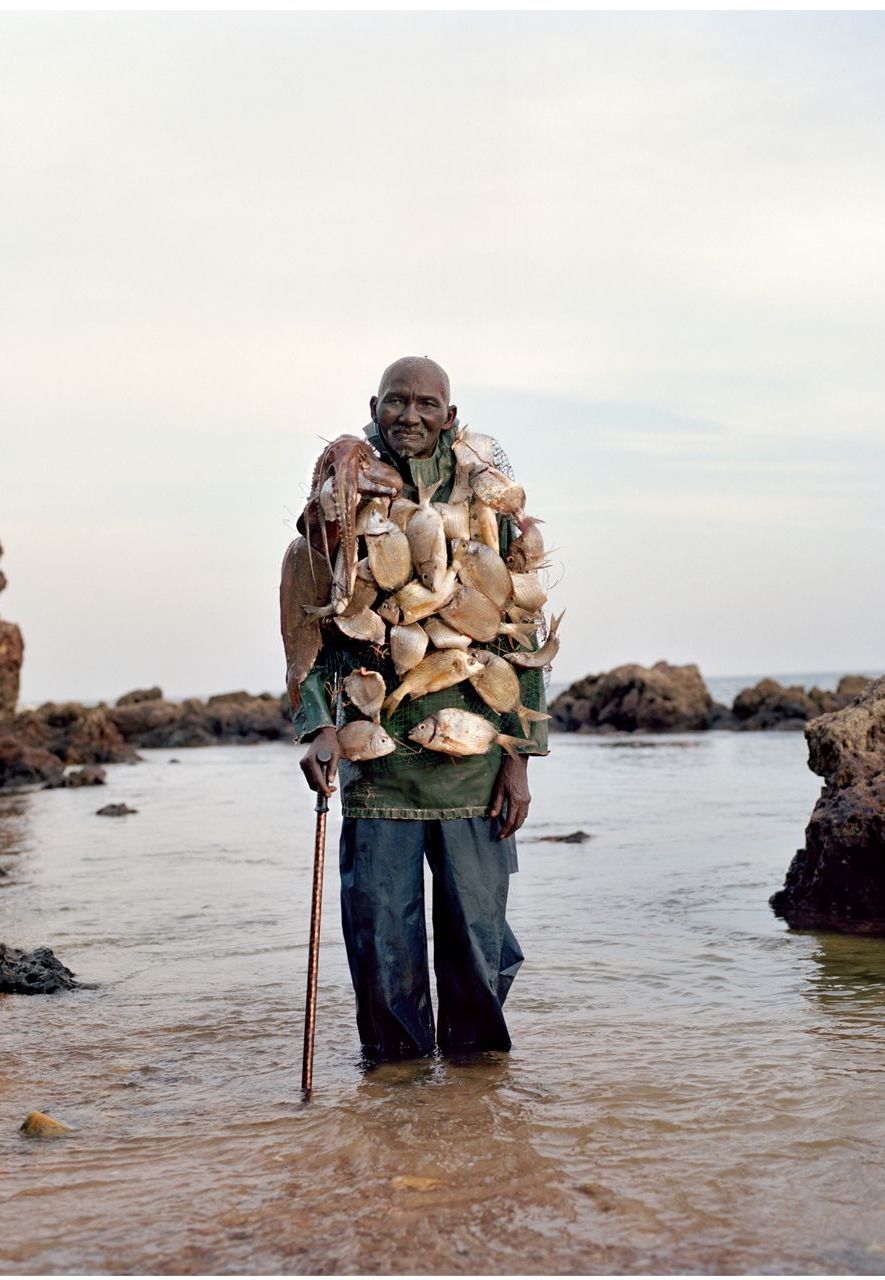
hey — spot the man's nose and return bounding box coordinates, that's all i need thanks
[399,401,421,426]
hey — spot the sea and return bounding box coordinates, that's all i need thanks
[2,670,885,1275]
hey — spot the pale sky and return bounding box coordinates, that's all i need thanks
[2,12,883,704]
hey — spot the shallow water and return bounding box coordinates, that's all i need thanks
[3,734,885,1275]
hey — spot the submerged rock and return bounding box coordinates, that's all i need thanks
[20,1110,73,1138]
[550,662,714,733]
[0,944,79,994]
[770,676,885,934]
[529,830,592,844]
[96,802,137,817]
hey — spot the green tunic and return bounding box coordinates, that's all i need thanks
[292,424,548,820]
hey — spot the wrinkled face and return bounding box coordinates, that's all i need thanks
[371,363,456,460]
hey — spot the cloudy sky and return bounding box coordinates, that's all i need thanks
[2,11,883,703]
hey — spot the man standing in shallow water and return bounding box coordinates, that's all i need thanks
[288,356,549,1063]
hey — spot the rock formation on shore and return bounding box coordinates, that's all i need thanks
[0,541,24,724]
[0,687,294,791]
[551,667,873,734]
[770,677,885,935]
[106,689,292,748]
[549,662,722,733]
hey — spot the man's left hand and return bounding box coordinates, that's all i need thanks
[489,755,532,840]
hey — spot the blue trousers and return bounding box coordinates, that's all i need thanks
[339,817,524,1060]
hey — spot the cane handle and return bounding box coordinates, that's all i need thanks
[315,747,332,814]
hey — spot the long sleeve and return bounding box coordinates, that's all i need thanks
[290,638,338,742]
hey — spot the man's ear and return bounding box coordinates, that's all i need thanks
[446,403,457,429]
[369,395,378,422]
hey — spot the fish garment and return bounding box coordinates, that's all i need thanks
[288,420,549,820]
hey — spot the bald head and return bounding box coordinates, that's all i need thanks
[377,356,451,404]
[371,356,457,461]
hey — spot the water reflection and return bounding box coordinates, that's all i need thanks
[0,792,31,883]
[806,931,885,1010]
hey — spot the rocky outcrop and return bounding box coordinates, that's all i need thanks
[13,703,136,766]
[0,541,24,723]
[550,662,715,733]
[0,737,65,790]
[732,676,870,731]
[0,688,294,791]
[551,668,875,734]
[107,689,291,747]
[0,944,80,994]
[770,676,885,934]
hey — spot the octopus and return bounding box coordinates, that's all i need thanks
[281,435,403,712]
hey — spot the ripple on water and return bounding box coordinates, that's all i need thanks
[2,738,885,1274]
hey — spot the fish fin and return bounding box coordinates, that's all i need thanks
[495,733,525,761]
[416,477,443,506]
[516,705,551,736]
[506,621,539,649]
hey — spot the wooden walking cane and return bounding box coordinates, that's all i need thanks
[301,748,332,1099]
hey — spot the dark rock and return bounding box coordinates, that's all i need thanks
[837,674,872,701]
[107,698,182,744]
[106,690,290,747]
[63,765,107,788]
[529,830,592,844]
[550,661,714,733]
[116,686,163,706]
[205,690,256,705]
[0,943,79,994]
[13,702,136,765]
[707,701,737,730]
[770,676,885,934]
[0,736,65,790]
[733,676,873,731]
[96,803,137,816]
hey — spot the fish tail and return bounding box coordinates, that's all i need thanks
[495,733,524,761]
[382,688,405,716]
[516,705,551,736]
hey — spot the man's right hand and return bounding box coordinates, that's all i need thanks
[300,726,341,797]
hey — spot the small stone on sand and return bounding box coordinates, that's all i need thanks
[20,1110,73,1138]
[391,1174,444,1191]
